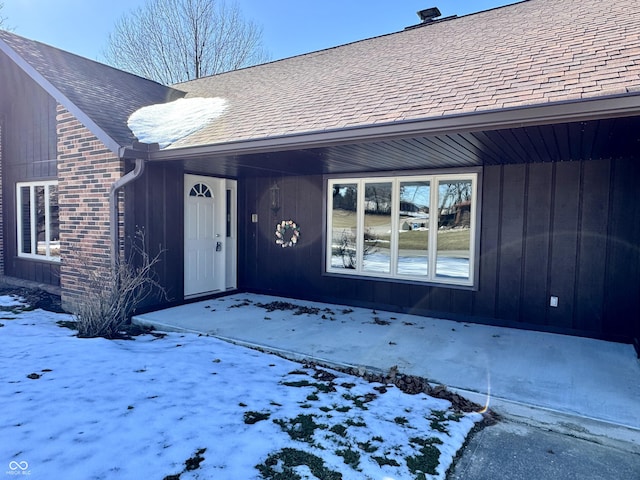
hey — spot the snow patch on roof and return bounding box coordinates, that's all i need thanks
[128,97,227,149]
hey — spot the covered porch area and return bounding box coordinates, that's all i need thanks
[129,108,640,343]
[133,292,640,452]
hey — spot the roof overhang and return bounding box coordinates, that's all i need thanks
[140,92,640,168]
[0,37,123,155]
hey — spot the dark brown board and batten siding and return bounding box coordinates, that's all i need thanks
[238,158,640,343]
[0,55,59,285]
[124,162,184,307]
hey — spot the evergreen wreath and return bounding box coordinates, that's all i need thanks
[275,220,300,248]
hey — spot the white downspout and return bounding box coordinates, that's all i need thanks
[110,155,145,272]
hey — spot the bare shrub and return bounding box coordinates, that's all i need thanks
[332,229,379,269]
[74,235,166,339]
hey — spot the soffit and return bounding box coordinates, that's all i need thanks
[177,115,640,178]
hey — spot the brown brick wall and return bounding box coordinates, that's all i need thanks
[56,105,123,311]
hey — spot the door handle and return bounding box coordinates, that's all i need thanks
[216,241,223,252]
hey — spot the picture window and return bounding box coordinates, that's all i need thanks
[327,173,478,286]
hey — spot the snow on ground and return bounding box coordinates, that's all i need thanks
[1,295,480,480]
[128,97,227,148]
[0,295,26,308]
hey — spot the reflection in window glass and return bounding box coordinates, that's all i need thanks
[436,179,472,279]
[363,182,392,273]
[327,174,476,286]
[398,181,430,276]
[330,183,358,269]
[226,189,231,238]
[49,185,60,258]
[20,186,32,254]
[36,185,46,255]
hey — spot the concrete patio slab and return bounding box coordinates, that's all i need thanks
[133,293,640,452]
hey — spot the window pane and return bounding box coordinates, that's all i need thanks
[363,182,392,273]
[226,189,231,238]
[190,183,212,197]
[436,179,472,279]
[20,186,32,254]
[36,186,47,255]
[330,183,358,269]
[49,185,60,258]
[398,181,430,276]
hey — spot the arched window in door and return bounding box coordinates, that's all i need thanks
[189,183,212,198]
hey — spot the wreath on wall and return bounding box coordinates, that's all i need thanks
[275,220,301,248]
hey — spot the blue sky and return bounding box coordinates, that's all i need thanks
[4,0,517,63]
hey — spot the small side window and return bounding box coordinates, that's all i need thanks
[16,181,60,261]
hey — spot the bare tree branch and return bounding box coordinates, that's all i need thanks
[0,2,13,31]
[103,0,270,84]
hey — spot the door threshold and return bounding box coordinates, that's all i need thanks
[185,290,220,300]
[184,288,238,301]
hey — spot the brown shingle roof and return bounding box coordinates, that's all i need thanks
[172,0,640,149]
[0,30,184,150]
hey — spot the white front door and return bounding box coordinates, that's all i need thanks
[184,175,236,298]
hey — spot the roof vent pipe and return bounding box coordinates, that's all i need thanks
[417,7,441,23]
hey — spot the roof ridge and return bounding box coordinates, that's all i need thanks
[175,0,530,86]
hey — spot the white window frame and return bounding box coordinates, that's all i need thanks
[16,180,60,262]
[326,173,478,287]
